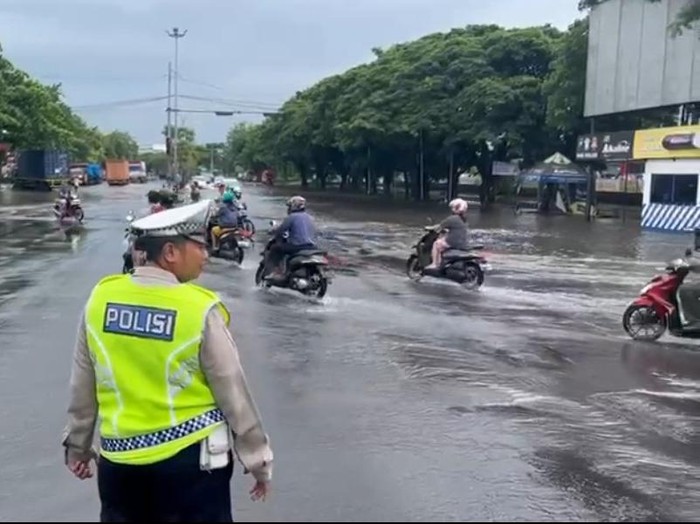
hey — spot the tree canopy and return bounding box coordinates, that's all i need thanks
[224,21,675,202]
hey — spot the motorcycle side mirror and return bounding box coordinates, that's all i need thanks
[126,211,135,223]
[269,220,277,227]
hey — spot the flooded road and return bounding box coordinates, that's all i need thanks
[0,182,699,522]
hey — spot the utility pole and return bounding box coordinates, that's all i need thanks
[166,61,172,179]
[167,27,187,183]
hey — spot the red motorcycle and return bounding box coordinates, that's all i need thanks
[622,248,700,341]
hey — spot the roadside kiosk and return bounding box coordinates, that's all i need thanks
[638,124,700,233]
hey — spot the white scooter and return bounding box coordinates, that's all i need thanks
[122,211,136,274]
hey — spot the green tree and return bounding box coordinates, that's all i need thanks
[162,125,199,176]
[140,151,169,176]
[102,130,138,159]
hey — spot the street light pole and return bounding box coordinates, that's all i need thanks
[167,27,187,182]
[166,61,172,179]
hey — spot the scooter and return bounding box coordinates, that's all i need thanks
[54,196,85,223]
[622,247,700,341]
[205,218,250,265]
[406,226,491,289]
[122,211,136,274]
[254,220,330,298]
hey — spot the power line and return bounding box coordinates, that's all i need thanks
[73,96,169,110]
[177,75,228,92]
[36,73,168,83]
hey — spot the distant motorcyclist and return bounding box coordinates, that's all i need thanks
[147,190,165,214]
[210,191,240,251]
[265,196,317,278]
[190,181,201,203]
[425,198,469,270]
[214,182,227,203]
[57,183,77,218]
[231,185,246,211]
[159,191,175,210]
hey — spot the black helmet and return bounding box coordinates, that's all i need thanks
[147,190,161,204]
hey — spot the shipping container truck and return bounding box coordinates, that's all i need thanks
[105,159,130,186]
[13,149,70,191]
[69,162,104,185]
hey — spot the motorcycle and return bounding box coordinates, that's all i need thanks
[54,196,84,222]
[254,220,330,298]
[206,218,248,265]
[622,247,700,341]
[237,203,255,234]
[122,211,136,274]
[406,226,491,289]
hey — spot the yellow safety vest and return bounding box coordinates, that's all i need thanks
[84,274,230,465]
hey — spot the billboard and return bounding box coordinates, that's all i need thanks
[585,0,700,117]
[633,124,700,159]
[576,131,634,161]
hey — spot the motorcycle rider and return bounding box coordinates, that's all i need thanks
[210,191,240,252]
[147,190,165,214]
[57,182,77,219]
[129,191,166,269]
[159,191,175,210]
[190,181,201,203]
[214,182,227,203]
[231,186,246,211]
[265,196,317,278]
[425,198,469,270]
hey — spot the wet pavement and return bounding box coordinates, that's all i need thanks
[0,181,699,522]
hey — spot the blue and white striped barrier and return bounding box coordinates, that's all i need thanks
[641,203,700,232]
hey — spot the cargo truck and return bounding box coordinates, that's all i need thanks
[13,149,70,191]
[105,159,130,186]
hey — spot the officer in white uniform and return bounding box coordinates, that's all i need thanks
[62,200,272,522]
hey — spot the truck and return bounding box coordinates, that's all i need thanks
[128,160,147,183]
[69,162,104,186]
[105,159,130,186]
[13,149,70,191]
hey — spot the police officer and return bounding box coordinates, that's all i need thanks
[62,199,273,522]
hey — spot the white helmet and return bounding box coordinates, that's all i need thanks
[449,198,468,214]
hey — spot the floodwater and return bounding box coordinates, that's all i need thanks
[0,181,699,522]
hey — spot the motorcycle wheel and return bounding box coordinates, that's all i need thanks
[623,304,666,341]
[406,255,423,281]
[74,207,85,222]
[222,238,245,265]
[255,262,270,288]
[306,269,328,299]
[242,219,256,235]
[461,262,484,290]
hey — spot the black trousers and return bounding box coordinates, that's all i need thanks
[98,443,234,522]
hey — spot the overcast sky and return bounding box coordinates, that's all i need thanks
[0,0,582,145]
